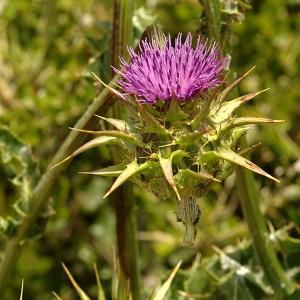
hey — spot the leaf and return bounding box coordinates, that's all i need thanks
[92,73,138,115]
[213,246,272,295]
[218,66,256,104]
[189,96,212,125]
[152,261,182,300]
[174,169,220,188]
[95,115,138,133]
[210,89,269,124]
[51,136,124,169]
[138,103,170,134]
[164,96,188,122]
[80,163,126,177]
[103,160,154,198]
[174,128,210,145]
[238,143,261,157]
[0,126,39,236]
[218,117,285,137]
[199,142,279,182]
[68,128,149,148]
[155,153,181,200]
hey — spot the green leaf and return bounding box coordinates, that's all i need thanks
[0,126,39,235]
[273,224,300,256]
[69,128,150,148]
[154,153,181,200]
[79,163,126,177]
[210,89,269,124]
[51,136,125,169]
[174,169,220,188]
[189,97,212,125]
[218,117,285,138]
[238,143,261,157]
[92,73,138,115]
[174,128,210,145]
[138,104,170,134]
[199,141,279,182]
[218,66,256,104]
[103,159,153,198]
[164,96,188,122]
[95,115,138,133]
[214,246,272,295]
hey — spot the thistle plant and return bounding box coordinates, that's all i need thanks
[53,31,283,245]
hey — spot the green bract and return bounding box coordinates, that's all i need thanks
[53,67,284,245]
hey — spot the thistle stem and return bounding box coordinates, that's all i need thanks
[110,1,141,298]
[114,184,141,299]
[236,140,293,298]
[177,196,201,245]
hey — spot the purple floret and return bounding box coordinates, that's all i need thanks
[112,32,229,104]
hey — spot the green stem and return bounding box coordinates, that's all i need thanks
[200,0,222,46]
[236,141,293,298]
[109,0,141,298]
[114,183,141,299]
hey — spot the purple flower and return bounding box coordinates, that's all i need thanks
[112,32,229,105]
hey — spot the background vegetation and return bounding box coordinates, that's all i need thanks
[1,0,300,299]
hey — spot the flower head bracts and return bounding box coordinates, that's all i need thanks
[112,32,229,104]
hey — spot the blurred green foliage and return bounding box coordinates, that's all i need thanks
[0,0,300,299]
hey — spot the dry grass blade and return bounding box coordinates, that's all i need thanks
[61,263,91,300]
[94,263,107,300]
[19,279,24,300]
[152,260,182,300]
[52,291,63,300]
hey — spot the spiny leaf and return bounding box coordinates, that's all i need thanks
[164,96,188,122]
[199,142,279,182]
[174,128,210,145]
[170,150,189,164]
[152,261,182,300]
[51,136,124,169]
[80,163,126,177]
[103,160,157,198]
[218,66,256,104]
[174,169,220,188]
[188,96,212,125]
[68,128,150,148]
[218,117,285,137]
[238,142,261,157]
[138,103,170,134]
[61,263,91,300]
[92,73,138,115]
[95,115,138,133]
[210,89,269,124]
[231,125,253,147]
[212,245,272,294]
[154,153,181,200]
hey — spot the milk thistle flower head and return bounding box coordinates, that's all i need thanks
[112,32,229,104]
[53,29,284,245]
